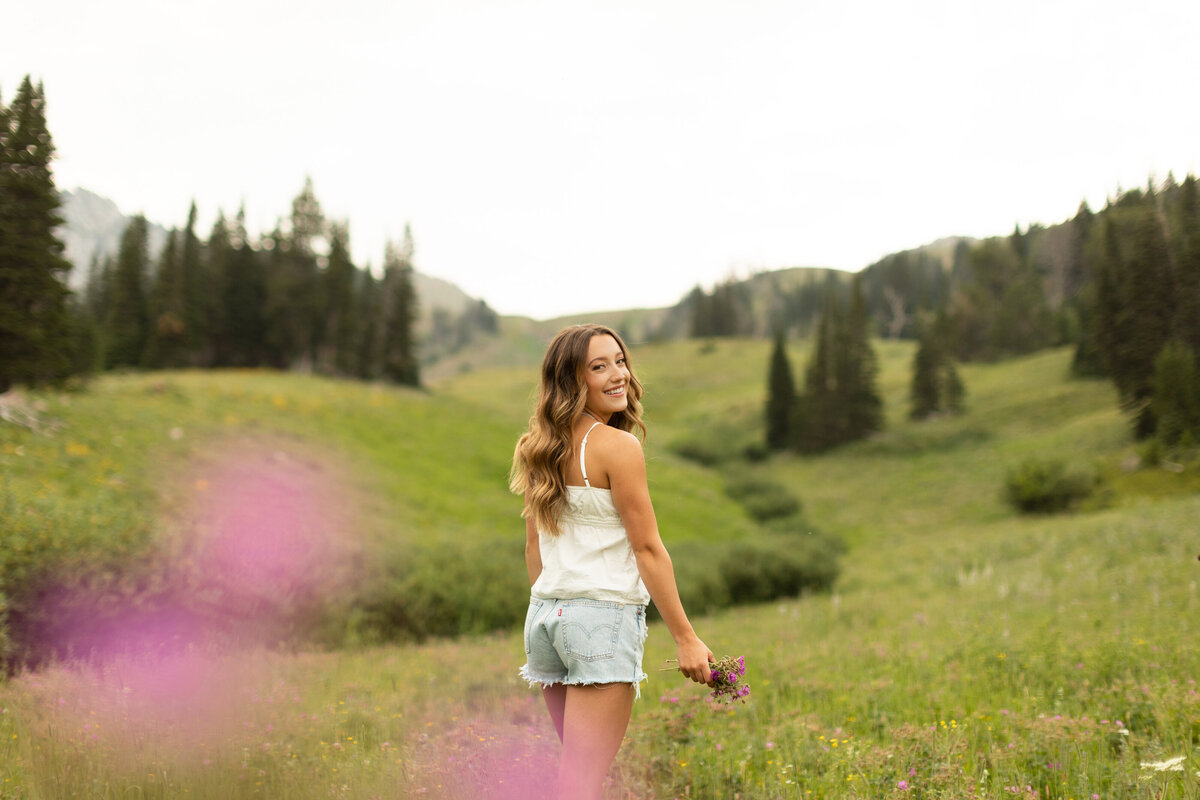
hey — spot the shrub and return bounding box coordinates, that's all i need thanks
[1152,340,1200,446]
[720,533,842,603]
[1004,457,1097,513]
[742,442,770,463]
[723,475,802,522]
[651,530,842,620]
[670,436,723,466]
[349,537,528,643]
[670,417,764,467]
[396,538,528,638]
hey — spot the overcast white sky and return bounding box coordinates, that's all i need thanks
[4,0,1198,318]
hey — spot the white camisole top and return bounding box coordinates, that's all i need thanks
[530,422,651,606]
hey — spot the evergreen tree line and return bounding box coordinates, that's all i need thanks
[942,227,1063,362]
[697,174,1199,445]
[0,76,73,392]
[686,232,1061,361]
[0,77,422,390]
[76,179,421,385]
[765,276,884,453]
[685,270,848,340]
[1069,176,1200,442]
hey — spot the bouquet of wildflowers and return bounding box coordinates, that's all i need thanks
[710,654,751,703]
[661,654,751,705]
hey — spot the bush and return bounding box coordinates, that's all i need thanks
[670,436,723,466]
[742,442,770,463]
[723,475,802,522]
[349,537,528,643]
[651,530,842,620]
[1004,457,1097,513]
[1152,340,1200,446]
[670,416,764,467]
[722,533,842,603]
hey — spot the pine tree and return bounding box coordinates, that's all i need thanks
[262,180,326,371]
[353,267,384,379]
[910,310,965,419]
[204,212,234,366]
[321,221,357,375]
[1174,176,1200,356]
[949,239,972,288]
[952,236,1055,360]
[83,252,110,324]
[688,286,713,338]
[1151,340,1200,446]
[0,76,73,390]
[293,178,327,369]
[144,230,185,368]
[216,207,266,367]
[765,331,795,450]
[841,275,882,438]
[1065,201,1095,299]
[793,291,839,452]
[910,326,941,419]
[1094,198,1176,437]
[77,253,111,371]
[792,281,883,451]
[261,225,291,368]
[64,293,99,377]
[1068,201,1109,377]
[179,201,208,364]
[104,215,150,368]
[943,359,965,413]
[381,225,420,386]
[708,279,748,336]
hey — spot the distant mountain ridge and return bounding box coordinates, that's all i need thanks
[58,189,170,288]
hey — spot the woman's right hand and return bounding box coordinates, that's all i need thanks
[676,635,715,685]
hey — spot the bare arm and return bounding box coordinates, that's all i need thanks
[524,505,542,587]
[607,432,713,684]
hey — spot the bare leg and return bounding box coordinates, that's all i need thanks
[555,683,636,800]
[541,683,567,742]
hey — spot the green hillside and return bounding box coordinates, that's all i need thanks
[3,343,1200,798]
[0,357,772,659]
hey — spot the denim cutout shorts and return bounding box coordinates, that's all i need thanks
[520,597,648,698]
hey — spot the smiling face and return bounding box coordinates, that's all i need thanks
[581,334,630,422]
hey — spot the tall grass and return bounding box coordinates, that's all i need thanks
[3,344,1200,797]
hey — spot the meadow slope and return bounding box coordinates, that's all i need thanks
[2,343,1199,798]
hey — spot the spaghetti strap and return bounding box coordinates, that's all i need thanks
[580,421,602,488]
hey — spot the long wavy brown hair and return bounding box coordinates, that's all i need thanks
[510,324,646,535]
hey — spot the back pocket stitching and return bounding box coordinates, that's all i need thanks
[562,605,623,662]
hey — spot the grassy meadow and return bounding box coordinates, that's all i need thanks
[2,341,1200,798]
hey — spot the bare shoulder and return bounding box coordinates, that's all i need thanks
[588,424,642,449]
[588,425,644,469]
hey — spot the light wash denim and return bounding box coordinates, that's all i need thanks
[520,597,648,698]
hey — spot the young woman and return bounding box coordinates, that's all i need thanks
[510,323,713,800]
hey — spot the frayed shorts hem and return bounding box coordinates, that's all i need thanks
[519,665,648,700]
